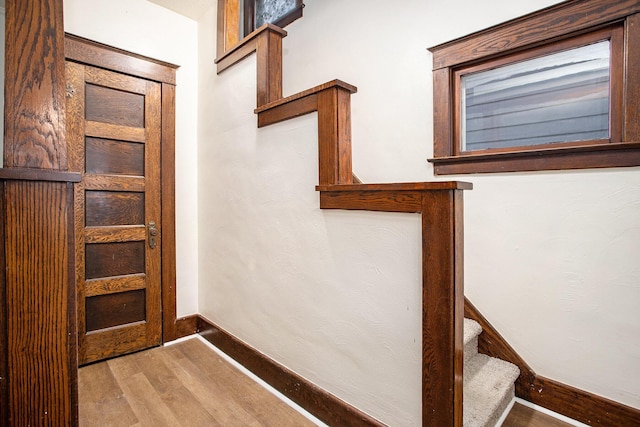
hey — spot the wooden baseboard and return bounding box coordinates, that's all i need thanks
[173,315,200,340]
[196,315,386,427]
[465,298,640,427]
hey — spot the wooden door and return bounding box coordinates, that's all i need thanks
[66,61,163,365]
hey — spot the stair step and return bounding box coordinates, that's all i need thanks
[464,318,482,362]
[464,353,520,427]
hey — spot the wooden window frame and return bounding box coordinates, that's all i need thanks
[243,0,304,38]
[216,0,303,59]
[428,0,640,175]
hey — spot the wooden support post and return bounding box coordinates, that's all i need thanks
[421,190,464,427]
[317,88,353,185]
[256,28,283,107]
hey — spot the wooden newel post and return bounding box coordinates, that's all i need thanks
[421,189,465,427]
[1,0,80,425]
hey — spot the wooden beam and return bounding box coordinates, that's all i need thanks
[3,0,67,169]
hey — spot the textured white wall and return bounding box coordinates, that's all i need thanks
[64,0,199,317]
[198,0,640,425]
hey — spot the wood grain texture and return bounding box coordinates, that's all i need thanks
[4,0,67,169]
[0,185,8,427]
[320,190,423,213]
[84,225,146,244]
[84,175,145,192]
[65,34,178,85]
[85,84,145,128]
[85,138,145,176]
[85,121,146,143]
[215,23,287,73]
[431,143,640,174]
[502,402,574,427]
[421,190,464,427]
[85,191,145,226]
[0,167,81,182]
[174,315,199,339]
[80,338,316,426]
[198,316,387,427]
[432,68,452,158]
[161,83,179,343]
[317,87,353,185]
[257,94,318,127]
[86,290,147,332]
[256,29,283,106]
[255,79,357,113]
[85,274,146,297]
[429,0,640,69]
[4,181,77,425]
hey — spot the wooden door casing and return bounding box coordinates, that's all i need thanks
[67,62,163,364]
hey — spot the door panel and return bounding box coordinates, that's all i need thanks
[66,62,162,365]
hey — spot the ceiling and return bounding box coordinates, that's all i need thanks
[146,0,215,21]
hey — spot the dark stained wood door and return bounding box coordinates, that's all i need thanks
[66,61,162,365]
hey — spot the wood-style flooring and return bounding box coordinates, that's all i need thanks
[80,337,575,427]
[78,338,317,426]
[502,402,574,427]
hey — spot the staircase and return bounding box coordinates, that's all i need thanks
[215,17,521,427]
[464,319,520,427]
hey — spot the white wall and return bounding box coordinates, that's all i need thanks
[198,0,640,425]
[64,0,199,317]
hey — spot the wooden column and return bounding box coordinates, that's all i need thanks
[317,87,353,185]
[1,0,79,425]
[421,190,464,427]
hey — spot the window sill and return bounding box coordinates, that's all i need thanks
[428,142,640,175]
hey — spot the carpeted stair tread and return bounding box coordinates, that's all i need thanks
[463,353,520,427]
[464,318,482,363]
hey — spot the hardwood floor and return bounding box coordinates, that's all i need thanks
[80,337,576,427]
[78,337,318,426]
[502,402,575,427]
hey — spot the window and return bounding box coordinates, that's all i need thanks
[428,0,640,174]
[243,0,304,37]
[216,0,304,61]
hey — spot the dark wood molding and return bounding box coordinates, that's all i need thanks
[215,24,287,73]
[429,143,640,175]
[174,315,200,339]
[0,186,7,427]
[161,82,179,343]
[0,168,81,183]
[465,298,640,426]
[428,0,640,175]
[65,34,178,85]
[196,316,387,427]
[429,0,640,70]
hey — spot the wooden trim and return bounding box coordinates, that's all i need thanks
[428,0,640,175]
[524,376,640,426]
[4,0,67,170]
[196,316,386,427]
[624,13,640,141]
[317,87,353,185]
[174,315,200,339]
[316,182,473,192]
[421,190,464,427]
[256,28,283,106]
[161,83,179,343]
[319,190,423,213]
[65,34,178,85]
[0,168,81,182]
[215,24,287,74]
[255,79,358,113]
[0,185,7,427]
[464,298,640,426]
[428,0,640,69]
[430,143,640,175]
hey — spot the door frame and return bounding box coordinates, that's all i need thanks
[65,34,181,344]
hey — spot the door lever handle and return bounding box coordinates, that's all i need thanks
[148,221,159,249]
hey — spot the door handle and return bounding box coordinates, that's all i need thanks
[148,221,159,249]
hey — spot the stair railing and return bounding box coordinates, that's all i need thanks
[215,23,471,427]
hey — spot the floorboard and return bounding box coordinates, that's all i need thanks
[78,337,317,426]
[502,402,575,427]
